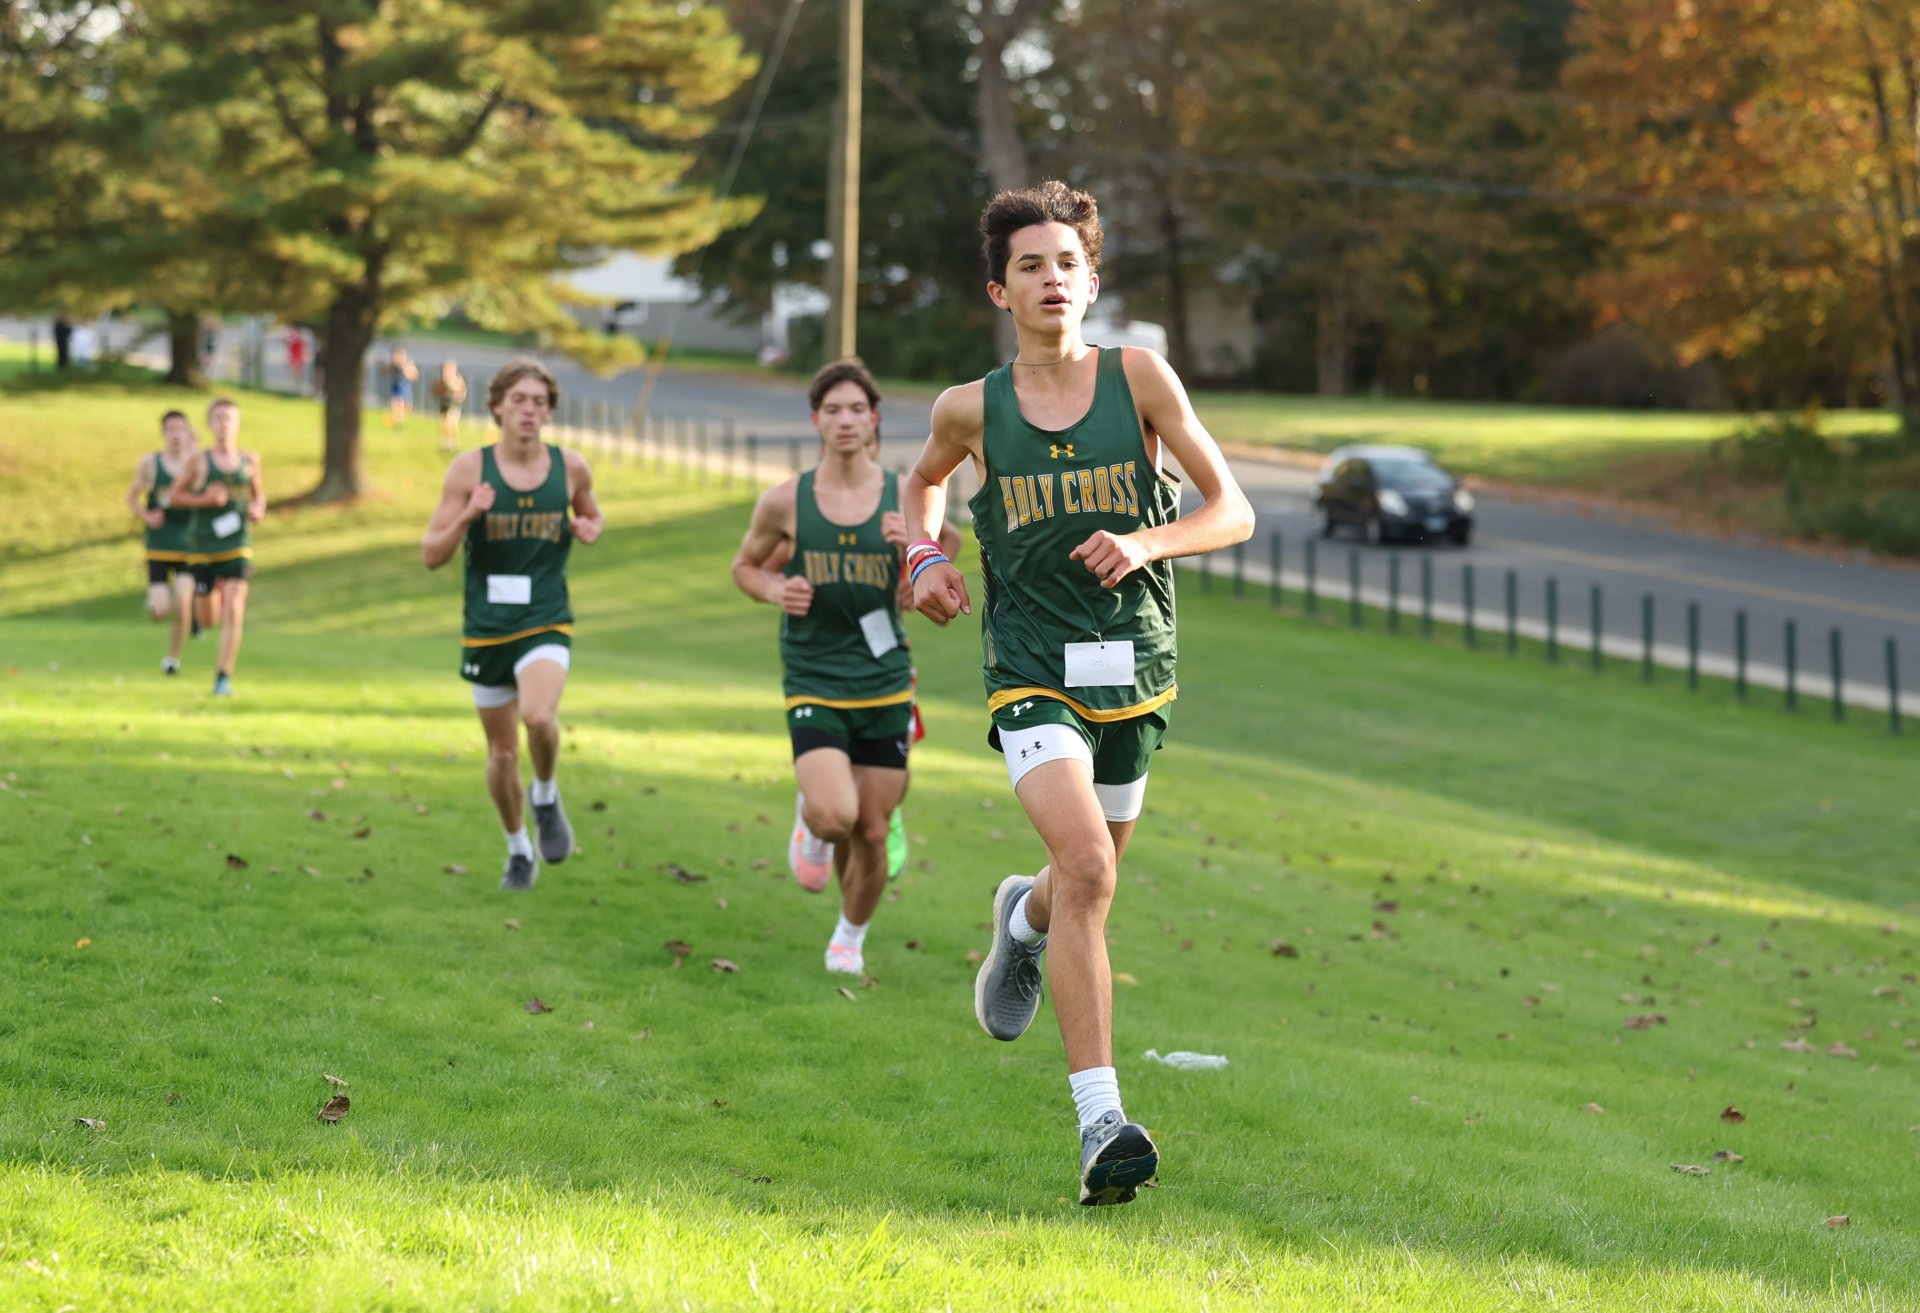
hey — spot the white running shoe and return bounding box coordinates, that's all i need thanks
[788,792,833,892]
[824,942,865,975]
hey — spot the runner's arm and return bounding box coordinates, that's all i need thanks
[127,455,163,527]
[163,452,228,510]
[731,481,811,613]
[421,451,489,570]
[1070,350,1254,589]
[566,450,603,544]
[245,451,266,521]
[903,384,982,623]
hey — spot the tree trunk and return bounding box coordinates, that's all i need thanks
[163,309,205,388]
[312,283,379,503]
[1315,278,1352,397]
[975,15,1031,365]
[1899,232,1920,441]
[1158,190,1193,376]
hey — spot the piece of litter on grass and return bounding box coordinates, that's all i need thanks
[837,987,858,1002]
[1671,1164,1711,1176]
[1141,1049,1228,1070]
[74,1117,105,1130]
[322,1074,349,1088]
[317,1095,350,1123]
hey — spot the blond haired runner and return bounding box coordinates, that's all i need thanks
[126,409,202,675]
[422,359,604,890]
[903,181,1253,1205]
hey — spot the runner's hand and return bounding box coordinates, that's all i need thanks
[912,560,970,624]
[142,509,165,529]
[571,517,601,544]
[1070,530,1151,590]
[779,575,814,616]
[464,481,495,521]
[247,499,266,522]
[880,510,907,546]
[206,482,230,508]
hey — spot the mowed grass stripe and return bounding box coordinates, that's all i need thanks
[0,378,1914,1310]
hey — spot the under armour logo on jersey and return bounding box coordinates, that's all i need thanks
[792,706,814,718]
[462,662,481,677]
[1018,739,1044,760]
[517,495,535,508]
[1049,443,1075,460]
[837,532,857,545]
[1009,700,1034,716]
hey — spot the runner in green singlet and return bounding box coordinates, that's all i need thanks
[731,359,959,976]
[903,182,1254,1205]
[422,358,604,891]
[125,408,202,675]
[171,397,266,698]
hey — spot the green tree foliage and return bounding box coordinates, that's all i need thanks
[1563,0,1908,415]
[677,0,997,381]
[130,0,756,499]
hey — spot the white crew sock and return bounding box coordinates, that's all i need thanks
[830,913,869,950]
[1009,888,1047,949]
[529,775,558,806]
[1069,1067,1124,1130]
[506,827,534,858]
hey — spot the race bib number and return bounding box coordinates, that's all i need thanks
[210,510,242,539]
[487,574,532,606]
[1064,640,1135,687]
[859,608,899,660]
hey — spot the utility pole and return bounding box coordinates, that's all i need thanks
[824,0,862,361]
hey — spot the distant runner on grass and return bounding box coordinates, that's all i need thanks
[421,358,604,891]
[731,359,960,976]
[127,408,202,677]
[173,398,266,699]
[902,181,1254,1206]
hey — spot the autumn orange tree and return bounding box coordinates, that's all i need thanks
[1563,0,1916,415]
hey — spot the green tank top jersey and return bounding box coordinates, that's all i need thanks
[145,452,194,558]
[965,347,1181,721]
[462,443,573,646]
[780,469,912,707]
[190,450,254,562]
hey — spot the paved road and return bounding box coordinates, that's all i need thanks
[13,318,1919,714]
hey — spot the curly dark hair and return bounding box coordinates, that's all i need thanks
[980,181,1103,287]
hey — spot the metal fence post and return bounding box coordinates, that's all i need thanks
[1786,619,1798,711]
[1270,530,1282,609]
[724,419,737,488]
[1420,556,1433,638]
[698,418,710,485]
[1463,564,1476,648]
[1589,584,1602,672]
[1830,627,1844,722]
[1735,610,1748,701]
[747,432,758,479]
[1505,570,1518,656]
[1200,550,1212,593]
[1233,540,1245,598]
[1546,577,1559,663]
[1348,549,1361,627]
[1641,594,1654,682]
[1689,598,1704,691]
[1388,555,1401,634]
[1887,637,1901,736]
[1305,539,1318,615]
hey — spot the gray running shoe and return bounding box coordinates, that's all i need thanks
[1079,1110,1159,1207]
[531,795,572,864]
[211,673,234,698]
[974,875,1044,1041]
[500,853,538,891]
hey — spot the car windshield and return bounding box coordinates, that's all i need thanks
[1373,458,1452,492]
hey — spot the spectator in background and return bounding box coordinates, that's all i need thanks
[70,320,97,368]
[387,346,420,429]
[286,327,310,393]
[53,314,73,370]
[433,359,469,454]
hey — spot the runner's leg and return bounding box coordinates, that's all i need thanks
[216,578,248,675]
[477,699,524,833]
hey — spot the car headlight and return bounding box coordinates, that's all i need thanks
[1453,489,1475,512]
[1378,490,1409,517]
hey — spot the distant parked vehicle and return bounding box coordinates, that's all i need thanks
[1313,444,1475,546]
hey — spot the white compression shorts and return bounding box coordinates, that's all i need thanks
[1003,721,1150,822]
[470,642,572,709]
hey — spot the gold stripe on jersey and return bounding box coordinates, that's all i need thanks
[145,550,192,563]
[186,546,255,565]
[462,623,575,648]
[987,683,1178,723]
[784,688,914,711]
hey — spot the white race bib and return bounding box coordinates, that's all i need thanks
[210,510,242,539]
[859,608,899,660]
[487,574,532,606]
[1064,640,1135,687]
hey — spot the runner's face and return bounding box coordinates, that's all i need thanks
[991,222,1097,329]
[162,417,193,453]
[496,382,551,439]
[812,380,878,455]
[207,404,240,444]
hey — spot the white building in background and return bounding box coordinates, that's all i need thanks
[563,252,767,355]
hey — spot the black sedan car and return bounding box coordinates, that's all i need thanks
[1313,445,1475,546]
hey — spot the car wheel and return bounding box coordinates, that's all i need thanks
[1450,523,1473,548]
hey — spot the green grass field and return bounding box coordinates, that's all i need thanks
[2,375,1917,1310]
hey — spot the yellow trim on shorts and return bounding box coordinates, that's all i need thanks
[463,623,574,648]
[186,546,254,565]
[145,550,192,563]
[784,688,914,711]
[986,684,1178,722]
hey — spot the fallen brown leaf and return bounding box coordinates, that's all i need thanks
[590,800,607,811]
[1671,1164,1711,1176]
[351,827,371,840]
[307,809,326,822]
[663,940,692,959]
[414,803,429,815]
[1827,1042,1858,1058]
[1581,1102,1606,1114]
[716,897,729,911]
[1720,1105,1746,1123]
[1781,1037,1817,1053]
[322,1074,349,1088]
[1270,942,1300,958]
[1624,1014,1668,1030]
[317,1095,350,1123]
[525,998,551,1014]
[905,939,921,950]
[74,938,91,950]
[1825,1215,1850,1228]
[224,853,249,870]
[634,1027,652,1040]
[1114,971,1139,985]
[669,864,707,884]
[301,865,322,877]
[965,949,984,965]
[837,987,858,1002]
[443,863,467,875]
[503,918,520,931]
[165,1092,180,1105]
[1522,995,1540,1008]
[711,958,740,973]
[1712,1151,1744,1163]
